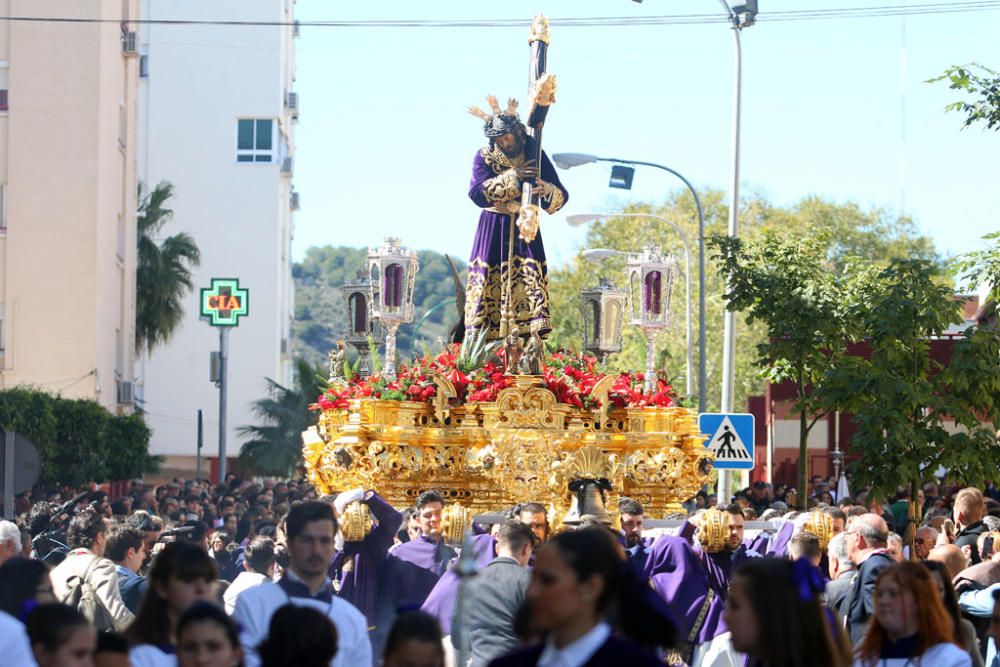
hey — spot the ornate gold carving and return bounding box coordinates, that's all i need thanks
[441,504,474,545]
[803,510,834,551]
[517,204,540,243]
[530,72,557,107]
[340,501,373,542]
[567,445,616,481]
[481,379,568,430]
[528,14,550,44]
[427,371,457,424]
[304,386,713,518]
[695,508,729,553]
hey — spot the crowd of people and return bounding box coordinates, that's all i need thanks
[3,474,1000,666]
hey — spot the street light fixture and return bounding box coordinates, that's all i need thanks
[555,154,706,413]
[573,215,694,402]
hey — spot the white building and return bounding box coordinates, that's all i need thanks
[137,0,296,479]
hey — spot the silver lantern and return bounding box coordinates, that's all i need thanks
[580,278,626,363]
[341,270,380,377]
[367,237,419,380]
[626,245,676,393]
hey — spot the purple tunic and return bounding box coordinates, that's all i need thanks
[420,533,497,635]
[329,493,402,625]
[382,534,457,612]
[464,136,568,340]
[645,534,727,645]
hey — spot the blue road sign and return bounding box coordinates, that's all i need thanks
[699,413,755,470]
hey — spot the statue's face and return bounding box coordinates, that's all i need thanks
[495,131,525,159]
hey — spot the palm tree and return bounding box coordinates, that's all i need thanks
[237,359,326,477]
[136,181,201,354]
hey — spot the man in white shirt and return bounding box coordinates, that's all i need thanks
[224,536,274,614]
[50,510,134,631]
[232,501,371,667]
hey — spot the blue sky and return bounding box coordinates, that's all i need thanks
[291,1,998,269]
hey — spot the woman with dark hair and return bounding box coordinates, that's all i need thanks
[26,603,96,667]
[383,611,443,667]
[176,602,243,667]
[490,527,676,667]
[258,603,337,667]
[725,557,851,667]
[855,560,971,666]
[126,541,218,667]
[0,556,57,619]
[922,560,982,667]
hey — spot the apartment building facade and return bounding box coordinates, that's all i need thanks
[0,0,140,411]
[137,0,297,477]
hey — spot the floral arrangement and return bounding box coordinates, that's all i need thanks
[313,344,679,413]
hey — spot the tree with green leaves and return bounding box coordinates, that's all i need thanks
[929,64,1000,131]
[823,259,1000,548]
[711,233,845,509]
[0,387,158,486]
[954,230,1000,302]
[136,181,201,354]
[237,358,326,477]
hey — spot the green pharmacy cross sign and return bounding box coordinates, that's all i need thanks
[200,278,249,327]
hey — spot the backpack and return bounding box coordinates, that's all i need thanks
[61,556,116,631]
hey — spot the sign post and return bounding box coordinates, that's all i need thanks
[699,412,755,501]
[200,278,249,484]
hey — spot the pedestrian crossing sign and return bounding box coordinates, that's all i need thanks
[698,413,755,470]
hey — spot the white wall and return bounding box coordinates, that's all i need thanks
[138,0,295,461]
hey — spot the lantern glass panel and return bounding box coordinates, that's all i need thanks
[349,293,367,333]
[589,300,601,341]
[384,263,403,308]
[645,271,662,315]
[629,271,639,320]
[604,300,621,345]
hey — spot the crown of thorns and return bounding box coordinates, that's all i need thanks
[468,95,523,138]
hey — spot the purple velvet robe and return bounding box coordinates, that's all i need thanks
[464,136,568,340]
[382,535,457,612]
[328,493,402,626]
[420,533,497,635]
[645,534,727,645]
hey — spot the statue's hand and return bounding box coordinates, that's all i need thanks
[514,160,539,181]
[535,179,554,198]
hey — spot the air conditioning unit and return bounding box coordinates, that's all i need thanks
[286,92,299,112]
[292,20,301,37]
[280,157,293,175]
[121,31,138,56]
[118,380,135,405]
[290,191,300,211]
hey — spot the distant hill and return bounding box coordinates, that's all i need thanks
[292,246,466,368]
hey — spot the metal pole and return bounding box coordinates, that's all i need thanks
[682,242,693,403]
[3,432,14,520]
[196,409,203,483]
[218,327,229,484]
[717,1,744,499]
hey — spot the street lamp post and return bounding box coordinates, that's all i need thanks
[717,0,757,498]
[572,214,694,403]
[553,153,706,413]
